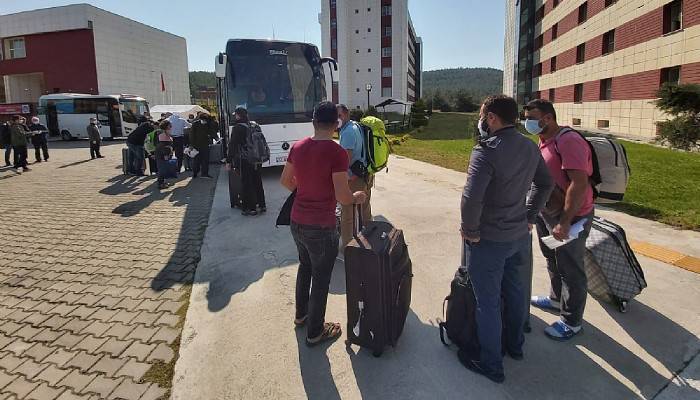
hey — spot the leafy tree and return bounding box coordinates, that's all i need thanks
[410,99,428,127]
[422,67,503,103]
[189,71,216,98]
[431,90,450,112]
[655,84,700,150]
[453,90,479,113]
[349,109,365,122]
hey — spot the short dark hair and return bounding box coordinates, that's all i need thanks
[234,106,248,119]
[159,120,172,130]
[482,95,519,125]
[524,99,557,121]
[314,101,338,124]
[11,115,21,121]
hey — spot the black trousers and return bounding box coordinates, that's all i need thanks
[241,159,266,211]
[90,142,102,159]
[192,146,210,177]
[4,146,11,166]
[13,146,28,168]
[32,136,49,161]
[172,136,185,171]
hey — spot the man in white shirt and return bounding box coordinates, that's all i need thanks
[167,113,191,172]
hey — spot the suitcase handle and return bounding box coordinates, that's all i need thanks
[352,204,364,237]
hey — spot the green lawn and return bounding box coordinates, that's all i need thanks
[391,113,700,231]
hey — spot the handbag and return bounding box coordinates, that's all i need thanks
[276,190,296,227]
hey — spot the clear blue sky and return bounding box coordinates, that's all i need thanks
[1,0,505,72]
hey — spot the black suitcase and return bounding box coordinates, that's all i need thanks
[229,168,243,208]
[344,206,413,357]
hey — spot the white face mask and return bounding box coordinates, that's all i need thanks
[477,118,490,138]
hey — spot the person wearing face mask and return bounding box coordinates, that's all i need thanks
[190,113,219,179]
[523,99,595,342]
[459,95,553,383]
[336,104,372,250]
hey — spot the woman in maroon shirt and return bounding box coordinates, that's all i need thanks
[280,102,367,346]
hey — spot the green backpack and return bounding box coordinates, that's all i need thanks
[358,116,390,174]
[144,130,157,153]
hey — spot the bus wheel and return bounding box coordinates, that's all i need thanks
[61,130,72,141]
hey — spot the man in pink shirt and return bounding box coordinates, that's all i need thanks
[524,99,595,341]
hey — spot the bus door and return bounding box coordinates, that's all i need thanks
[109,101,123,137]
[46,102,59,136]
[95,101,112,139]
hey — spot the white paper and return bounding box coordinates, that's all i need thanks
[542,218,588,250]
[352,301,364,337]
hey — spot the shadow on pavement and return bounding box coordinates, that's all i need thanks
[57,159,95,169]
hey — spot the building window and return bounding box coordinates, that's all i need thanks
[535,35,544,50]
[598,120,610,129]
[602,30,615,55]
[331,39,337,50]
[382,47,392,57]
[355,9,359,14]
[551,56,557,73]
[355,29,359,34]
[535,6,545,23]
[572,118,582,126]
[534,63,543,77]
[331,19,337,29]
[382,87,392,97]
[549,88,556,102]
[384,27,392,37]
[382,67,392,77]
[661,66,681,86]
[382,6,392,16]
[600,78,613,100]
[574,84,584,103]
[367,8,371,12]
[356,69,360,73]
[576,43,586,64]
[663,0,683,34]
[553,0,560,8]
[578,2,588,24]
[3,37,26,59]
[357,88,361,92]
[368,48,372,53]
[368,28,372,32]
[330,0,336,7]
[368,68,372,72]
[356,49,360,54]
[604,0,617,7]
[552,23,558,40]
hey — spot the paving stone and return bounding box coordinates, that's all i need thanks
[43,348,77,368]
[52,333,86,350]
[103,324,134,341]
[58,319,92,335]
[0,354,24,371]
[0,370,16,391]
[80,321,113,338]
[129,312,161,327]
[146,343,174,363]
[55,391,94,400]
[57,370,96,393]
[12,358,49,379]
[138,384,167,400]
[32,329,63,344]
[2,376,41,399]
[95,338,132,358]
[115,358,150,381]
[154,314,179,327]
[65,352,100,372]
[150,327,178,345]
[120,342,155,362]
[124,326,158,343]
[81,375,122,398]
[23,343,54,362]
[73,336,108,355]
[35,364,71,386]
[88,355,127,377]
[107,380,150,400]
[26,382,65,400]
[39,316,71,331]
[4,339,33,356]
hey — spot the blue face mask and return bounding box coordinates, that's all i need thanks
[524,119,544,135]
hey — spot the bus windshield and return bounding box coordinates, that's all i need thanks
[225,40,327,125]
[121,99,149,124]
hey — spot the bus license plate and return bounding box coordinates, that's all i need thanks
[276,156,287,163]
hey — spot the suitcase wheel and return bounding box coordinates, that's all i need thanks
[618,300,628,313]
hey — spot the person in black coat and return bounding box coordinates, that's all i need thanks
[226,107,266,216]
[126,119,154,176]
[28,117,49,163]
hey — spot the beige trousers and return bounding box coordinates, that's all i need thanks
[340,175,374,248]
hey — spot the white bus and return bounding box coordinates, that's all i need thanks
[215,39,337,166]
[38,94,150,140]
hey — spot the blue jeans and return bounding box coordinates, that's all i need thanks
[291,223,339,339]
[127,143,145,174]
[467,234,531,376]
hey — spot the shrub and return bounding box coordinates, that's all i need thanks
[349,109,365,122]
[654,84,700,150]
[411,99,429,127]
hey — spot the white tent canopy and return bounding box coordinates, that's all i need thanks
[150,104,210,119]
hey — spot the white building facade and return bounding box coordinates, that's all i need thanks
[319,0,422,109]
[0,4,189,107]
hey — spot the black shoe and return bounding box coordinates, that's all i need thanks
[241,210,258,216]
[192,175,198,179]
[35,160,42,163]
[91,157,96,160]
[259,206,267,214]
[202,175,213,179]
[458,349,505,384]
[506,350,524,361]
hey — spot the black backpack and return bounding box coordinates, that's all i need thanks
[439,265,480,360]
[0,123,10,146]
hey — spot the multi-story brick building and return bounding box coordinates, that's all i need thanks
[504,0,700,139]
[0,4,190,107]
[319,0,423,109]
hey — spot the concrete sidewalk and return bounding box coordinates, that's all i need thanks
[172,155,700,400]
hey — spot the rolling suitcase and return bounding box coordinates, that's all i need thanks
[344,206,413,357]
[122,148,129,174]
[584,217,647,312]
[228,168,243,208]
[209,142,223,164]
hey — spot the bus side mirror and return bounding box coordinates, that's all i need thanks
[215,53,227,78]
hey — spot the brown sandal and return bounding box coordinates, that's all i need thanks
[306,322,342,346]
